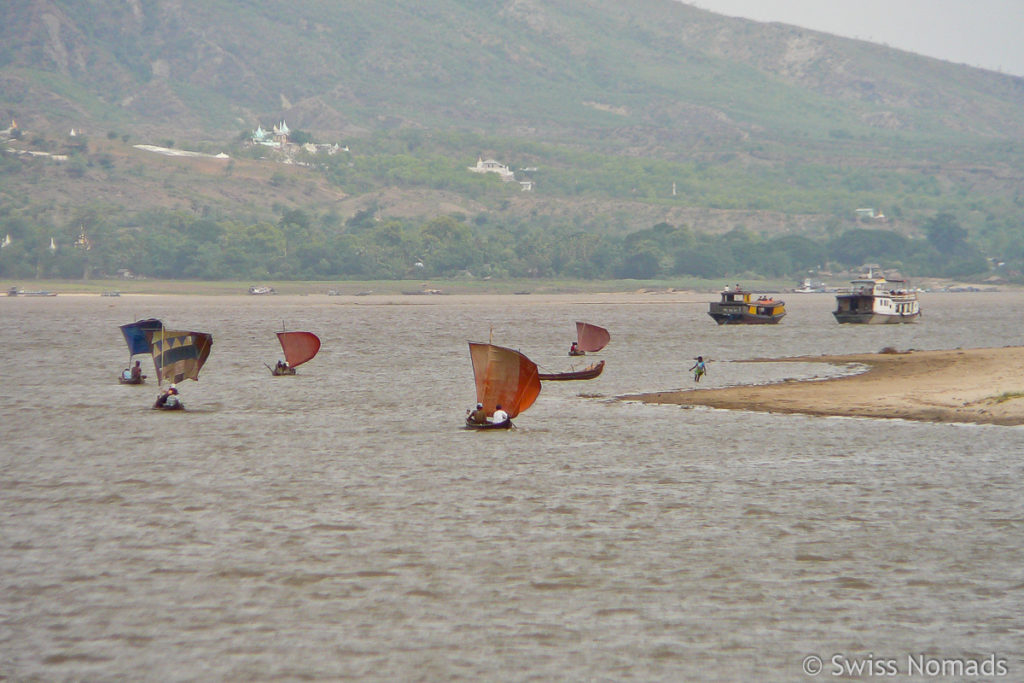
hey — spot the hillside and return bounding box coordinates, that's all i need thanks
[5,0,1024,143]
[2,0,1023,282]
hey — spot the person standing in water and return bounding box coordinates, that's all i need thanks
[689,356,707,382]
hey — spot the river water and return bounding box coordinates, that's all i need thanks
[2,291,1023,681]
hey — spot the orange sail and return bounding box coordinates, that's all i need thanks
[277,331,321,368]
[468,342,541,418]
[576,321,610,353]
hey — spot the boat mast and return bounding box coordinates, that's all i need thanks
[159,321,166,385]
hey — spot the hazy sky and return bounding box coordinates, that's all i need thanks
[682,0,1024,77]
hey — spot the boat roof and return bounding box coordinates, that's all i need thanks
[851,276,907,284]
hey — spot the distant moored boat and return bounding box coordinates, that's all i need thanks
[708,284,786,324]
[833,273,920,324]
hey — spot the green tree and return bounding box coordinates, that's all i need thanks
[923,212,968,254]
[616,243,662,279]
[828,229,908,268]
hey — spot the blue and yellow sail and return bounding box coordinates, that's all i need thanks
[150,329,213,384]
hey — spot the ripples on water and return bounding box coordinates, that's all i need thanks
[2,292,1023,680]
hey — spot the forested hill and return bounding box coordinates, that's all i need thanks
[4,0,1023,144]
[2,1,1024,284]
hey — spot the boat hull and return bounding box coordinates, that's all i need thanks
[833,311,920,324]
[464,417,512,430]
[118,376,145,385]
[539,360,605,381]
[708,311,785,325]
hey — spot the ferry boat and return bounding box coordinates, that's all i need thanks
[7,286,57,297]
[708,284,786,324]
[793,278,827,293]
[833,274,920,324]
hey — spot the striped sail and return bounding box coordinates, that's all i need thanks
[151,329,213,384]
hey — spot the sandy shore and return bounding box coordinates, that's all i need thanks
[626,347,1024,426]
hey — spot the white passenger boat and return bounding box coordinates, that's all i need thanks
[833,273,920,324]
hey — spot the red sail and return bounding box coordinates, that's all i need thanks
[277,331,321,368]
[468,342,541,418]
[576,321,610,353]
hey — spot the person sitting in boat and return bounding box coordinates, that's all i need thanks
[130,361,143,382]
[121,367,133,381]
[154,384,179,409]
[490,404,509,425]
[275,359,290,374]
[569,341,585,356]
[468,402,488,425]
[689,356,707,383]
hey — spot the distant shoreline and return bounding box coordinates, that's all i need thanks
[0,278,758,298]
[623,347,1024,426]
[2,278,1015,298]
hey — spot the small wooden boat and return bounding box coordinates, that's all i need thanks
[118,318,163,384]
[539,360,605,381]
[152,384,185,410]
[464,415,513,430]
[148,328,212,410]
[464,342,541,429]
[267,330,321,375]
[569,321,610,355]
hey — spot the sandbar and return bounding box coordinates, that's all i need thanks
[625,347,1024,426]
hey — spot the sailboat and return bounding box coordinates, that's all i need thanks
[546,321,609,378]
[266,330,321,375]
[117,318,163,384]
[569,321,610,355]
[538,360,605,381]
[150,328,213,409]
[465,342,541,429]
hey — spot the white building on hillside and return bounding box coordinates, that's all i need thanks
[468,157,515,181]
[251,120,291,148]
